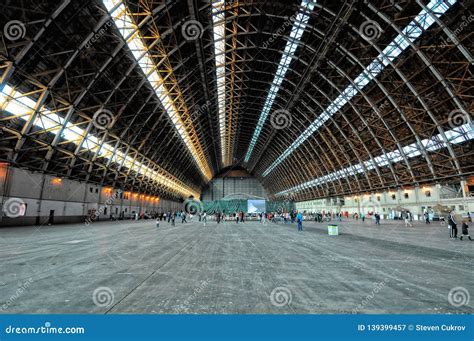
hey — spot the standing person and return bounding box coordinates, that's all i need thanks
[167,211,171,223]
[156,217,160,228]
[375,213,381,225]
[459,220,472,241]
[361,213,365,222]
[217,212,221,224]
[448,210,457,239]
[424,211,430,224]
[171,212,176,226]
[404,211,412,227]
[467,212,472,223]
[296,211,303,231]
[182,212,187,223]
[202,211,207,226]
[261,212,266,225]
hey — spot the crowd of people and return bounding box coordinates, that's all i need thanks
[147,208,472,240]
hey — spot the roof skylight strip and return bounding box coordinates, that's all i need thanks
[212,0,227,167]
[276,124,473,196]
[0,84,200,198]
[263,0,456,177]
[244,0,316,162]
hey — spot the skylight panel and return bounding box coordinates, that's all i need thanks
[244,0,316,162]
[277,124,473,197]
[263,0,457,177]
[0,84,199,198]
[103,0,211,181]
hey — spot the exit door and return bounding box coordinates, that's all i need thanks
[48,210,54,225]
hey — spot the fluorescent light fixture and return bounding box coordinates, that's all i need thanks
[276,123,474,196]
[263,0,457,177]
[244,0,316,162]
[211,0,227,166]
[102,0,212,181]
[0,84,200,198]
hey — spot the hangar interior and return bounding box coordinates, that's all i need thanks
[0,0,473,314]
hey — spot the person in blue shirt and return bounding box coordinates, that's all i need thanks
[297,211,303,231]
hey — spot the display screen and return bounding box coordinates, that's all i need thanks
[247,200,266,213]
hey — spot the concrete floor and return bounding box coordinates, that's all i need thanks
[0,218,472,314]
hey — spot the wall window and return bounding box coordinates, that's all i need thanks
[377,196,381,201]
[95,188,99,193]
[425,191,431,197]
[89,187,93,193]
[391,194,396,200]
[404,193,409,199]
[104,207,107,215]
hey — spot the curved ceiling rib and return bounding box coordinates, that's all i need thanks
[0,0,472,202]
[103,0,213,181]
[0,84,200,198]
[244,0,315,163]
[276,124,474,197]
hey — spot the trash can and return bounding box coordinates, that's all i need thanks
[328,224,338,236]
